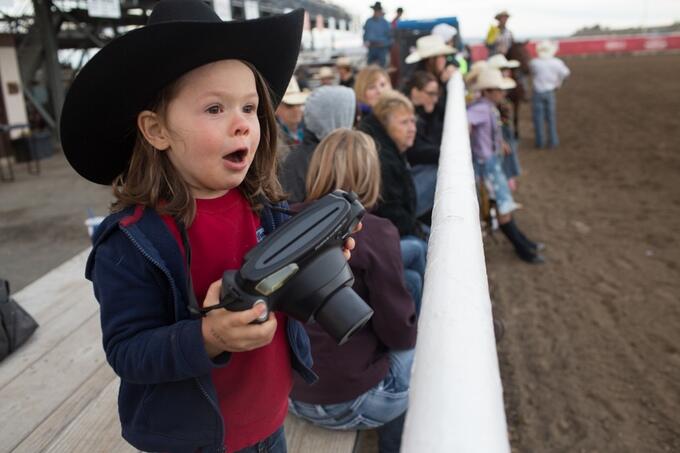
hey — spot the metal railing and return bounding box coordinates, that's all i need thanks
[400,72,510,453]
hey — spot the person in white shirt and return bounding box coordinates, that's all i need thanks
[529,40,571,148]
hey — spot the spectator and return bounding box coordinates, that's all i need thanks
[279,85,356,203]
[335,57,355,88]
[314,66,335,86]
[275,76,309,155]
[467,68,545,263]
[354,64,392,119]
[406,35,456,125]
[391,6,403,28]
[364,2,392,67]
[358,90,427,304]
[289,128,417,453]
[486,10,514,56]
[530,40,571,149]
[404,71,442,218]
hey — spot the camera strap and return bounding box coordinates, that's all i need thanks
[176,221,204,318]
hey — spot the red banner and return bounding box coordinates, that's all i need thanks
[470,33,680,61]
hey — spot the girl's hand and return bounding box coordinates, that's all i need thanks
[342,221,363,260]
[502,141,512,156]
[200,280,277,358]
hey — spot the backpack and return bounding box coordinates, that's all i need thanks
[0,279,39,361]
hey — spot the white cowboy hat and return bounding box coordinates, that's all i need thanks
[431,23,457,44]
[464,60,488,84]
[495,10,510,20]
[487,54,520,69]
[335,56,353,68]
[471,67,516,91]
[282,76,309,105]
[313,66,335,80]
[536,40,559,58]
[405,35,456,64]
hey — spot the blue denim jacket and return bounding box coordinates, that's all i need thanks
[85,204,317,453]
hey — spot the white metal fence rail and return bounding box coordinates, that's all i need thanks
[400,72,510,453]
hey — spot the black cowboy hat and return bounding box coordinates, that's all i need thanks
[60,0,304,185]
[370,2,384,11]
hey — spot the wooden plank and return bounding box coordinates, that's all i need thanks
[13,364,117,453]
[0,280,99,390]
[42,377,137,453]
[12,248,91,317]
[285,414,358,453]
[0,314,105,451]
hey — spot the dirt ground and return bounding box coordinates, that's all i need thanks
[488,53,680,452]
[0,53,678,452]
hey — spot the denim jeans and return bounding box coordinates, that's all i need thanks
[400,236,427,314]
[501,124,521,179]
[474,155,519,216]
[234,426,286,453]
[532,90,559,148]
[367,47,389,68]
[410,164,438,217]
[289,349,415,453]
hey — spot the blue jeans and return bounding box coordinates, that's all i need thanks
[501,124,521,179]
[410,164,438,217]
[532,90,559,148]
[289,349,415,453]
[474,155,519,216]
[234,426,286,453]
[400,236,427,314]
[368,47,389,68]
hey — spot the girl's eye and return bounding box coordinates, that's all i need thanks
[243,104,257,114]
[206,105,223,114]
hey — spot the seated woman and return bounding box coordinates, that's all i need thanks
[354,64,392,121]
[278,85,356,203]
[289,129,418,453]
[404,70,444,219]
[357,90,427,307]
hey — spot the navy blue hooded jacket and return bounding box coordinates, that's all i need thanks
[85,203,316,453]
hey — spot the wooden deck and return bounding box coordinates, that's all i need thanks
[0,249,358,453]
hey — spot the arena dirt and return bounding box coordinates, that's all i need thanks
[0,54,678,452]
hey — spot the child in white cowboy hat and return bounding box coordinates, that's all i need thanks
[529,40,571,148]
[467,67,546,264]
[59,1,357,451]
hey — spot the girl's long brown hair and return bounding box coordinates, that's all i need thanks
[111,61,284,226]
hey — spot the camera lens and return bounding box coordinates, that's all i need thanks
[314,286,374,345]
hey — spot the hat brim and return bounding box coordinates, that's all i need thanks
[61,9,304,185]
[472,77,516,91]
[282,92,310,105]
[405,44,456,64]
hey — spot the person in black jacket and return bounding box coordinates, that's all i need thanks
[290,128,417,453]
[404,70,444,219]
[358,90,427,307]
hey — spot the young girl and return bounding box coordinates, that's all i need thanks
[289,129,417,453]
[60,2,354,452]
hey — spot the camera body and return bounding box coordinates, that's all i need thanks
[219,190,373,345]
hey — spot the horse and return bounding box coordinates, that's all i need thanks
[505,41,531,138]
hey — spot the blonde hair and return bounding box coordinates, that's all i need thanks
[111,61,284,226]
[372,90,415,129]
[305,128,381,210]
[354,65,391,105]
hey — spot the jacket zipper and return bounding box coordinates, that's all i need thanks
[120,227,226,451]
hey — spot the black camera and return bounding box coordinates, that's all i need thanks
[219,190,373,345]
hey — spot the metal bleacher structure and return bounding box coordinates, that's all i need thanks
[0,0,357,135]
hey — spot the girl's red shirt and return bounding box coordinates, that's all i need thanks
[162,189,292,452]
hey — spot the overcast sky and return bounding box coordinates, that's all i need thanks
[335,0,680,40]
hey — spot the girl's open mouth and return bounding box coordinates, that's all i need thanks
[223,148,247,163]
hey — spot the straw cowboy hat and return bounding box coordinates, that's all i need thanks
[536,40,559,58]
[313,66,335,80]
[495,10,510,20]
[405,35,456,64]
[60,0,304,185]
[281,77,310,105]
[335,56,353,68]
[487,54,520,69]
[431,23,457,44]
[464,60,488,84]
[471,67,516,91]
